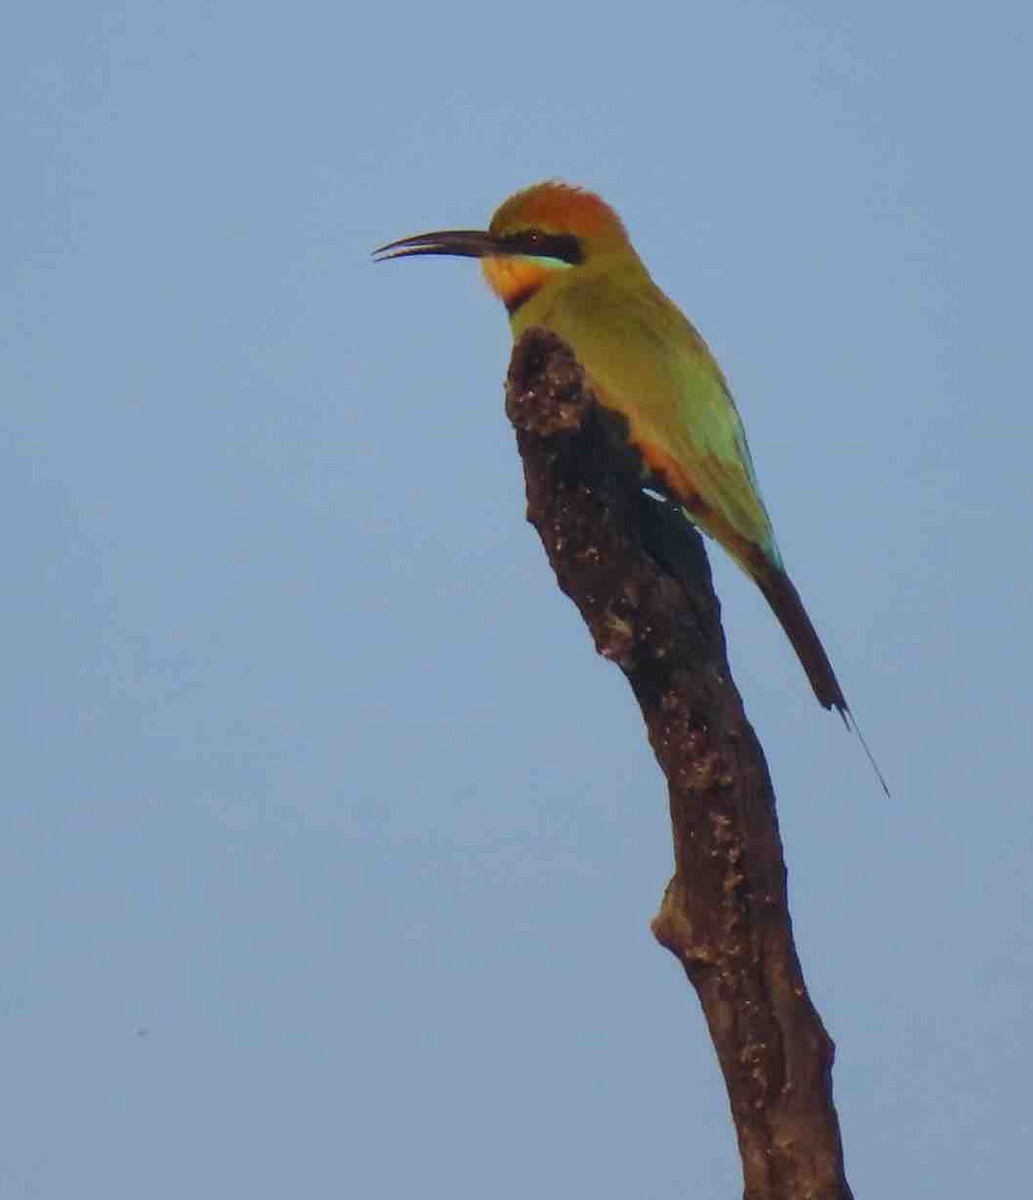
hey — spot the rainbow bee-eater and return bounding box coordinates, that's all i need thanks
[374,181,886,791]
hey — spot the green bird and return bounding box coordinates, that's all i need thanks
[375,181,886,792]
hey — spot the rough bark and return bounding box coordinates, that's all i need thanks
[505,329,852,1200]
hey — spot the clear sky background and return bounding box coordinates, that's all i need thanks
[2,2,1030,1196]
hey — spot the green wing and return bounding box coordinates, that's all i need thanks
[523,264,783,571]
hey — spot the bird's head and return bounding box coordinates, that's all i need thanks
[374,181,631,314]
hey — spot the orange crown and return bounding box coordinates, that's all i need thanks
[489,181,627,242]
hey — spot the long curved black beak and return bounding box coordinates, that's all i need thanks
[372,229,499,263]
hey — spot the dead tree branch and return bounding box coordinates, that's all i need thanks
[505,328,852,1200]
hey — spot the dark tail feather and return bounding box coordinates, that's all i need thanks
[755,566,890,797]
[755,567,846,714]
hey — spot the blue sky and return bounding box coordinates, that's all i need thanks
[2,2,1030,1195]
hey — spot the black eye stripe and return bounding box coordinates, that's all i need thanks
[500,229,583,265]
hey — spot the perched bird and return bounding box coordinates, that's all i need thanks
[374,182,886,792]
